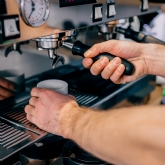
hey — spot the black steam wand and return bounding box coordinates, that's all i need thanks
[62,40,135,76]
[116,26,165,45]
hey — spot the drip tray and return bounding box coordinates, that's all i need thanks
[0,103,47,161]
[0,88,99,162]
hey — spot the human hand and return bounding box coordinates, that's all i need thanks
[0,77,15,100]
[83,40,151,84]
[25,88,79,138]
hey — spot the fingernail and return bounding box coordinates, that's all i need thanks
[113,57,121,65]
[84,50,93,57]
[10,84,15,90]
[100,57,109,65]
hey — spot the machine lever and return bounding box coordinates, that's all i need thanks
[63,40,135,76]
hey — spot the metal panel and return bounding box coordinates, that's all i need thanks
[0,0,160,45]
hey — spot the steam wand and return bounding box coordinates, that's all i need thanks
[62,40,135,76]
[116,26,165,45]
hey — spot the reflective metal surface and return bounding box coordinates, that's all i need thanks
[0,0,160,45]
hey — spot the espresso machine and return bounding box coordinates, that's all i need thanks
[0,0,164,165]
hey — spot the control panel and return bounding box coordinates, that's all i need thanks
[0,15,20,43]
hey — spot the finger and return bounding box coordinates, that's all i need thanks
[0,86,14,98]
[26,114,35,125]
[24,104,35,116]
[101,57,122,79]
[0,78,15,90]
[0,94,6,100]
[110,64,125,83]
[29,97,38,107]
[84,40,120,58]
[84,40,143,59]
[90,57,109,75]
[31,87,43,97]
[82,58,93,68]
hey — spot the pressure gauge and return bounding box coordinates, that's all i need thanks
[19,0,50,27]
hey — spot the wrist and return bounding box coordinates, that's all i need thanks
[59,102,95,141]
[142,43,165,77]
[59,100,80,138]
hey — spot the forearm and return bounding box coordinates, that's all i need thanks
[142,43,165,77]
[64,105,165,165]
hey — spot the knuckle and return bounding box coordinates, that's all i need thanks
[35,101,40,108]
[26,114,30,120]
[92,43,99,49]
[31,87,36,95]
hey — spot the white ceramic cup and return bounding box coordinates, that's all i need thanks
[0,69,25,92]
[37,79,68,94]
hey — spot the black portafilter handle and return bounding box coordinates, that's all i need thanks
[72,41,135,76]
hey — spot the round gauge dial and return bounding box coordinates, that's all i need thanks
[20,0,50,27]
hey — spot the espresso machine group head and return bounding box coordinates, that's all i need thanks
[34,30,76,68]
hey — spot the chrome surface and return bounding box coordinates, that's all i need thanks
[34,30,75,63]
[69,88,99,106]
[52,54,65,68]
[0,0,160,45]
[0,104,47,161]
[62,41,74,50]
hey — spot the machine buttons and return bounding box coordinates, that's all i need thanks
[4,19,20,37]
[140,0,149,12]
[95,7,103,19]
[92,4,103,22]
[105,4,116,18]
[0,15,20,42]
[105,0,116,18]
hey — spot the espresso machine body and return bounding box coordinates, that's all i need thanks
[0,0,162,165]
[0,0,160,45]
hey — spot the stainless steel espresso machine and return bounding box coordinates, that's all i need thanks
[0,0,164,165]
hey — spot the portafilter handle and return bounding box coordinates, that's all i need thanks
[63,40,135,76]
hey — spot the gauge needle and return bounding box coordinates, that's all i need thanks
[29,0,35,19]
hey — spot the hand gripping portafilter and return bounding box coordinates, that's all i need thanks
[62,40,135,76]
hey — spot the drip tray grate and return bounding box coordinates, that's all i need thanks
[0,121,31,149]
[69,88,99,106]
[0,88,99,161]
[0,105,47,161]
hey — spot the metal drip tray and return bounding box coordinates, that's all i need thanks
[69,88,99,106]
[0,103,47,161]
[0,88,99,162]
[0,74,155,162]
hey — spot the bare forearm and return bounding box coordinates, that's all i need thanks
[65,105,165,165]
[142,43,165,77]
